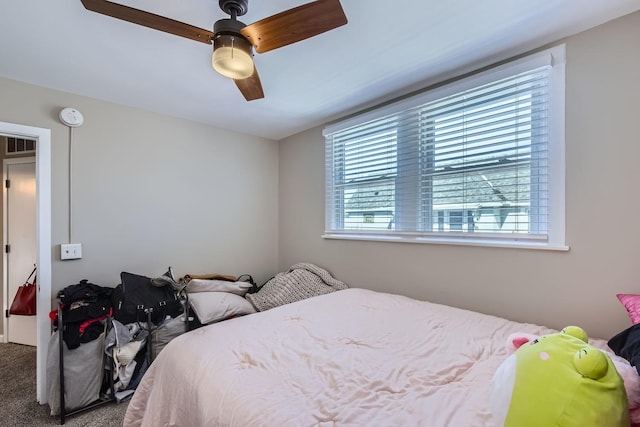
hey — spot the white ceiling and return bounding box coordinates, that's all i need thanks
[1,1,639,140]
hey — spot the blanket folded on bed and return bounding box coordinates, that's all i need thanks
[245,263,347,311]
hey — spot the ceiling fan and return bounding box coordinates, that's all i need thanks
[80,0,348,101]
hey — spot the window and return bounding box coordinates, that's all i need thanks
[324,45,566,250]
[6,136,36,155]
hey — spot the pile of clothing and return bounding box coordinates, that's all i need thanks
[51,280,112,349]
[104,319,149,401]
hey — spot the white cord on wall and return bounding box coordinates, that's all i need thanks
[58,107,84,245]
[68,126,73,244]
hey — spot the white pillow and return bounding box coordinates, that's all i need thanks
[186,279,252,296]
[188,292,256,324]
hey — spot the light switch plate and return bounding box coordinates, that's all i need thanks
[60,243,82,260]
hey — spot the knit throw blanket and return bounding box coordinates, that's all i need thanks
[245,263,348,311]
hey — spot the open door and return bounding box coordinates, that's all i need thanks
[5,158,37,346]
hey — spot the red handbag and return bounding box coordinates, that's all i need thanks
[9,266,37,316]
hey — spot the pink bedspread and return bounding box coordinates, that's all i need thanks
[123,288,605,426]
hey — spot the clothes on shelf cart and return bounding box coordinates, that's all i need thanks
[104,319,150,402]
[110,270,188,367]
[53,279,113,349]
[45,268,251,419]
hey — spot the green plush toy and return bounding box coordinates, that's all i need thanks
[490,326,630,427]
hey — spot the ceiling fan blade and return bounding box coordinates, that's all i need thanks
[80,0,214,44]
[240,0,347,54]
[234,68,264,101]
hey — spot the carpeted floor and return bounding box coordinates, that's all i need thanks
[0,342,128,426]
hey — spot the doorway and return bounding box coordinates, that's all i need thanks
[0,121,51,405]
[4,157,37,346]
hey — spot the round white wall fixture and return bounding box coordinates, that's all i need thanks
[59,108,84,127]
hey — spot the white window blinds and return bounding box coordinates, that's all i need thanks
[324,45,566,248]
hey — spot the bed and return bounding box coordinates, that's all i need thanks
[123,288,628,426]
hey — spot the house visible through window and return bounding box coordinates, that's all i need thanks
[324,45,566,249]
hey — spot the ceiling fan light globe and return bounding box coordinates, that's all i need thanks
[212,34,254,80]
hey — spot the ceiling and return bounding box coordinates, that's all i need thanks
[1,1,639,141]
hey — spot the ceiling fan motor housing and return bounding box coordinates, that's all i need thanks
[213,18,252,51]
[219,0,248,17]
[214,17,247,36]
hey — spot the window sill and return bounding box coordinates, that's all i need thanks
[322,233,570,252]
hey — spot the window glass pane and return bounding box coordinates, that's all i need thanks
[420,68,548,235]
[332,123,397,231]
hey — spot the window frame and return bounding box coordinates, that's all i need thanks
[323,45,567,251]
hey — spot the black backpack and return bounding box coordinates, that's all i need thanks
[112,272,182,325]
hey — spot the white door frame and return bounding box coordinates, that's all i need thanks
[0,122,51,404]
[4,156,37,345]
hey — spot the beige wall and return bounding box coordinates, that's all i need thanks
[0,79,280,318]
[278,10,640,340]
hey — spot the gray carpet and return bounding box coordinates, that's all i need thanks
[0,342,128,426]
